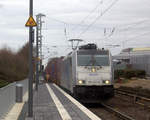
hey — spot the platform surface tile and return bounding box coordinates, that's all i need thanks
[27,83,101,120]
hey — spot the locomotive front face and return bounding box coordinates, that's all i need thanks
[76,50,112,86]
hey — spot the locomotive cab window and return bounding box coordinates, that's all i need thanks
[77,55,109,66]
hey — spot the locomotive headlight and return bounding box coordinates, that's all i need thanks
[91,68,96,72]
[105,80,110,84]
[78,80,83,84]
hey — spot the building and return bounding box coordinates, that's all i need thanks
[113,47,150,76]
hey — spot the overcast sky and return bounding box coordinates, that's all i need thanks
[0,0,150,63]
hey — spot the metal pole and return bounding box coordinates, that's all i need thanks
[39,16,42,73]
[35,16,39,91]
[35,14,45,87]
[28,0,33,117]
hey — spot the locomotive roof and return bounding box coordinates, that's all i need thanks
[77,49,109,55]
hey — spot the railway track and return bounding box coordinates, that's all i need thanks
[89,89,150,120]
[115,89,150,108]
[89,102,135,120]
[100,102,135,120]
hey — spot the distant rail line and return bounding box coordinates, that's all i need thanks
[101,102,135,120]
[115,88,150,98]
[115,89,150,108]
[89,88,150,120]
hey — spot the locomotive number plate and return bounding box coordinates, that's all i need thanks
[89,73,98,76]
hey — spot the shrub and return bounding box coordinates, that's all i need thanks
[123,69,136,79]
[114,69,146,79]
[114,69,124,79]
[0,80,9,88]
[0,43,29,86]
[135,70,146,78]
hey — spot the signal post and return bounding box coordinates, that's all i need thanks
[25,0,37,117]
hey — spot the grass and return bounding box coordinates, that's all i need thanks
[122,79,130,83]
[0,79,10,88]
[115,78,130,83]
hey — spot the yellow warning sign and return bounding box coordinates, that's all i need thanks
[25,16,37,27]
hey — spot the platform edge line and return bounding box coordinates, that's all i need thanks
[53,84,102,120]
[46,84,72,120]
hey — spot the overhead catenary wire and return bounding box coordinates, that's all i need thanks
[42,43,72,57]
[115,31,150,48]
[100,30,150,49]
[123,31,150,43]
[43,0,116,41]
[44,14,150,38]
[103,27,115,37]
[77,0,119,38]
[41,2,150,53]
[71,0,103,32]
[116,19,150,29]
[103,19,150,39]
[44,16,71,42]
[42,43,72,48]
[115,19,150,33]
[46,16,69,24]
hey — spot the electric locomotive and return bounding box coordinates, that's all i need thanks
[60,43,114,102]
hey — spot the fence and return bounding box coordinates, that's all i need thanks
[0,79,28,119]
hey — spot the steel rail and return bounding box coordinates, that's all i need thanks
[115,88,150,99]
[101,102,135,120]
[115,89,150,101]
[115,89,150,108]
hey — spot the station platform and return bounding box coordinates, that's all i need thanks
[25,83,101,120]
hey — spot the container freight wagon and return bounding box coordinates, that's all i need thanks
[60,44,114,103]
[45,58,62,85]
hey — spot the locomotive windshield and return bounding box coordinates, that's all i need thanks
[77,55,109,66]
